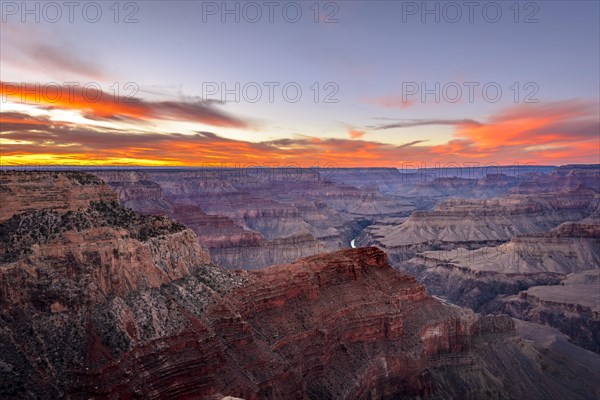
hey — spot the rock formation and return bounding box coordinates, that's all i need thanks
[400,217,599,306]
[356,165,599,355]
[2,171,598,399]
[0,171,115,223]
[499,270,600,352]
[360,188,598,258]
[94,168,413,269]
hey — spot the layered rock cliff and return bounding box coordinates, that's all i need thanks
[357,165,600,355]
[361,188,598,257]
[510,164,600,194]
[2,238,597,399]
[399,217,599,312]
[94,168,413,269]
[0,171,115,223]
[0,171,210,310]
[498,270,600,352]
[1,171,598,399]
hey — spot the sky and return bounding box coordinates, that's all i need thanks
[0,0,599,167]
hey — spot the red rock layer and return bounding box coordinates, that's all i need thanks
[3,172,596,400]
[0,171,116,222]
[60,248,495,400]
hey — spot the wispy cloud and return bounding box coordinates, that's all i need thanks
[1,100,598,166]
[1,82,248,129]
[1,24,106,80]
[370,119,481,130]
[348,129,365,139]
[27,42,106,80]
[455,100,599,151]
[0,113,434,166]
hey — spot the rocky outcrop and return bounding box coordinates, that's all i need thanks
[498,270,600,352]
[0,171,115,223]
[404,174,521,199]
[3,236,597,400]
[413,218,599,274]
[361,188,599,261]
[326,167,429,196]
[401,259,563,311]
[353,167,600,359]
[511,164,600,194]
[0,172,209,311]
[326,167,555,199]
[397,217,599,309]
[2,171,598,399]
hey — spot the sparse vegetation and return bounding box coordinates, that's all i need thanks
[0,170,105,186]
[0,200,186,262]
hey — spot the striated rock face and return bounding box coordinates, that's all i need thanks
[498,270,600,352]
[397,216,599,307]
[404,174,521,199]
[94,167,573,270]
[325,167,429,196]
[358,187,599,314]
[2,240,596,399]
[361,189,598,257]
[0,171,116,223]
[326,167,555,199]
[0,172,209,311]
[402,260,564,312]
[2,171,599,399]
[356,167,600,355]
[2,236,597,400]
[510,164,600,194]
[95,169,414,269]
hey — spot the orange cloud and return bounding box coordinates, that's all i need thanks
[1,100,598,167]
[0,81,247,128]
[455,100,598,152]
[348,129,366,139]
[0,116,430,167]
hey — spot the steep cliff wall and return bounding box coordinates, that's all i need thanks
[499,270,600,352]
[363,189,598,253]
[1,172,597,400]
[95,169,412,269]
[0,171,116,223]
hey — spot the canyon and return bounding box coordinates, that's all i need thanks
[92,166,558,270]
[90,165,598,353]
[94,168,415,269]
[373,167,600,352]
[1,167,598,399]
